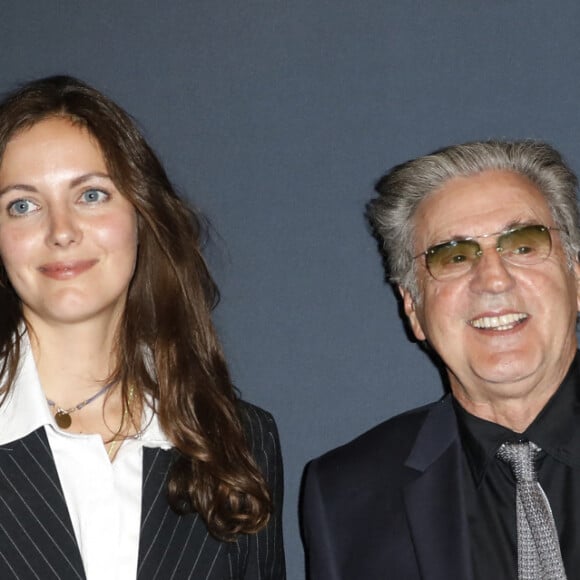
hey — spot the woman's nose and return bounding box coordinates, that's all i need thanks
[46,207,82,247]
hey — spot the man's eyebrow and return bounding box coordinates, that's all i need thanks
[430,219,538,246]
[0,172,113,197]
[504,218,536,230]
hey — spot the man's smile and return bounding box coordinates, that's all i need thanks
[468,312,528,331]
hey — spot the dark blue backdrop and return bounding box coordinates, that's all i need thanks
[2,2,580,577]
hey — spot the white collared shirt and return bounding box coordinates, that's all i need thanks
[0,336,172,580]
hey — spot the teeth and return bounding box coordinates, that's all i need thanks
[469,313,528,331]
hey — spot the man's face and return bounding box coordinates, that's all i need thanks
[401,170,580,412]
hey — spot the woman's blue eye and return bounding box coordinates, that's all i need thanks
[81,189,108,203]
[7,199,39,216]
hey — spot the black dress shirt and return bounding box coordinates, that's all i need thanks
[453,354,580,580]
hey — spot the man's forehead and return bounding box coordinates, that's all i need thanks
[412,170,552,246]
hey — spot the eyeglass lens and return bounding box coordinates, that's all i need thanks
[425,225,552,280]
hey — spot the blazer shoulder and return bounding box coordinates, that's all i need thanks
[309,397,446,481]
[237,399,278,438]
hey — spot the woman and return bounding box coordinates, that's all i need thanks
[0,76,285,579]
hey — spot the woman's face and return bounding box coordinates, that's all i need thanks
[0,117,138,330]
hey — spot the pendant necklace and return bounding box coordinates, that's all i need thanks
[47,382,114,429]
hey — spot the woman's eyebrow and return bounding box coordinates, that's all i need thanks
[69,172,112,188]
[0,172,113,197]
[0,183,36,197]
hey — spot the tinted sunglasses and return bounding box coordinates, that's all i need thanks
[414,224,559,281]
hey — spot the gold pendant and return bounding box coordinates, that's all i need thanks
[55,409,72,429]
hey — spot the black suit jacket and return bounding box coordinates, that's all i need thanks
[0,401,285,579]
[302,395,472,580]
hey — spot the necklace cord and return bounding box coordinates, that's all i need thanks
[46,381,113,414]
[46,381,115,430]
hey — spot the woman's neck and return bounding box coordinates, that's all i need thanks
[26,317,119,406]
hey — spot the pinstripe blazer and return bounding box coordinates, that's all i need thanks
[0,401,285,580]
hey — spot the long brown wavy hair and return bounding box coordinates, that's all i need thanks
[0,75,271,540]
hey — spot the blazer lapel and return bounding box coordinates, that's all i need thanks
[0,428,85,579]
[403,397,473,580]
[137,447,230,580]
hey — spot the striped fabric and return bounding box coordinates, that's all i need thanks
[0,402,285,579]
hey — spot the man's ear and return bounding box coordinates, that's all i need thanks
[574,259,580,313]
[399,286,427,341]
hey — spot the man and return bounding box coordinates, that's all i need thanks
[302,140,580,579]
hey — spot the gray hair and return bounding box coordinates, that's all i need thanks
[368,140,580,299]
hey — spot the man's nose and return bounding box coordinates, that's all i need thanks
[469,245,516,294]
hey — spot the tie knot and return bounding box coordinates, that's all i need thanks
[497,441,541,482]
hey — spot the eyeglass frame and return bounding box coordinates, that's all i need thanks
[412,223,561,281]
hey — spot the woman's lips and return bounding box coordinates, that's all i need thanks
[38,259,98,280]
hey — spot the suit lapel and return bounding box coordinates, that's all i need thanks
[0,427,85,579]
[137,447,230,580]
[403,397,473,580]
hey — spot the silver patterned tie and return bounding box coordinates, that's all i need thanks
[497,441,567,580]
